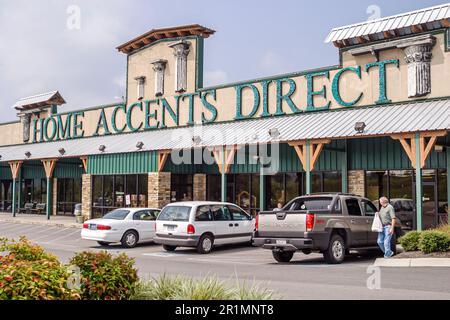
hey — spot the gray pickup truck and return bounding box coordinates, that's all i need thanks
[253,193,402,264]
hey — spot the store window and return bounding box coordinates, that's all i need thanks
[57,178,82,215]
[438,169,448,224]
[170,174,193,202]
[0,180,12,211]
[366,171,388,206]
[206,175,221,201]
[21,179,46,206]
[92,174,148,218]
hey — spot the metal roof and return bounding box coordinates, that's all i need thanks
[116,24,215,54]
[325,3,450,47]
[0,99,449,162]
[14,91,66,111]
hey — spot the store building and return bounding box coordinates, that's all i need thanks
[0,4,449,231]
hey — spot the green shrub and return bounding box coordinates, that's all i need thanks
[418,231,450,254]
[69,251,138,300]
[434,224,450,237]
[0,238,80,300]
[399,231,421,251]
[130,275,278,300]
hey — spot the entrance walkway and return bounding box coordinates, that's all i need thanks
[0,212,82,229]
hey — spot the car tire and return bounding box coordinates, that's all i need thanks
[163,245,177,252]
[323,234,346,264]
[97,241,110,246]
[121,230,139,248]
[272,250,294,263]
[197,234,214,254]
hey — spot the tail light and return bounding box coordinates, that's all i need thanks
[96,225,111,231]
[255,214,259,231]
[83,223,88,229]
[187,224,195,234]
[306,213,315,232]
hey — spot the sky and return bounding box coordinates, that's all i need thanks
[0,0,448,122]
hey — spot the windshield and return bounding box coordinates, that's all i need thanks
[102,209,130,220]
[286,197,334,211]
[158,206,191,221]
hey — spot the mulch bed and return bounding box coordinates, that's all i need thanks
[393,251,450,258]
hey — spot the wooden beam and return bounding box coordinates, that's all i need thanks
[391,131,447,169]
[411,24,423,33]
[80,156,88,172]
[288,139,331,171]
[441,18,450,28]
[8,161,23,180]
[158,150,171,172]
[210,145,240,174]
[41,159,57,178]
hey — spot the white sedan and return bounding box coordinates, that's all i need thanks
[81,208,160,248]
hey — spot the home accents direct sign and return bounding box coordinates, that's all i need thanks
[32,59,399,143]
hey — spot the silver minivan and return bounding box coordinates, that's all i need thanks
[154,201,255,254]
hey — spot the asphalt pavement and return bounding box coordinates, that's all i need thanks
[1,221,449,299]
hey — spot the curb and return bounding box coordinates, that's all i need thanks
[0,218,83,229]
[374,257,450,267]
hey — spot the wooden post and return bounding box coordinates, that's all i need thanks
[8,161,23,217]
[288,139,331,194]
[157,150,171,172]
[41,159,57,220]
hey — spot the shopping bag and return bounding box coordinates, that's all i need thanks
[371,212,383,232]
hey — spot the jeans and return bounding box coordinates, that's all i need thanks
[377,226,393,257]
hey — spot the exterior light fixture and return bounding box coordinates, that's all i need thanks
[58,148,66,156]
[192,135,201,145]
[25,151,31,158]
[136,141,144,150]
[354,122,366,134]
[0,155,2,160]
[268,128,280,139]
[99,145,106,152]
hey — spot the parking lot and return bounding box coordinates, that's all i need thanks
[1,220,450,299]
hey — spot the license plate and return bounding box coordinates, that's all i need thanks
[276,240,287,245]
[166,225,176,231]
[89,224,97,230]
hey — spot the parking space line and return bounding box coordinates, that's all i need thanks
[32,227,72,241]
[42,229,81,243]
[0,223,43,236]
[0,222,32,232]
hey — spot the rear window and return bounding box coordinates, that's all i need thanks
[103,209,130,220]
[158,206,191,221]
[286,197,334,211]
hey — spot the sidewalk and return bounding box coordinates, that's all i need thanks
[0,212,82,229]
[374,257,450,267]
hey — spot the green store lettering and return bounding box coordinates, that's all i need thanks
[32,59,399,143]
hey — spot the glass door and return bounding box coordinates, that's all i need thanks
[422,182,438,230]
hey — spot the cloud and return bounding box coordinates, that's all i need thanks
[258,50,291,75]
[204,70,228,86]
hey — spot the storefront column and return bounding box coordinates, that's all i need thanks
[447,145,450,224]
[193,174,206,201]
[81,174,92,221]
[414,133,423,231]
[148,172,171,208]
[8,161,23,217]
[221,172,227,202]
[348,170,365,197]
[342,140,348,193]
[305,140,311,194]
[41,159,57,220]
[259,164,265,212]
[52,178,58,216]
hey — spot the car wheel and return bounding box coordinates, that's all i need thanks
[97,241,110,246]
[163,245,177,252]
[197,234,214,254]
[272,250,294,263]
[121,230,139,248]
[323,234,345,264]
